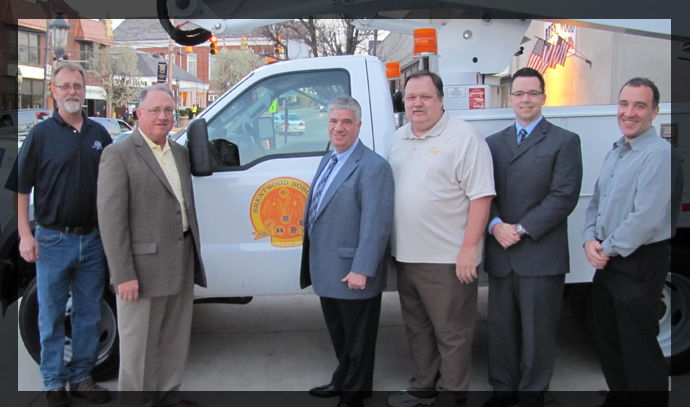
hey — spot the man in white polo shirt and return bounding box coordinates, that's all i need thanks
[387,70,495,407]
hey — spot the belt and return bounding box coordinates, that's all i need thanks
[38,222,97,236]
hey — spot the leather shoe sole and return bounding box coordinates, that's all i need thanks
[309,383,340,397]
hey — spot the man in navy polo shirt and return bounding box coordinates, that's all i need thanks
[16,62,112,407]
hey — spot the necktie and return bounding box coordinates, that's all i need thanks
[308,154,338,229]
[518,128,528,145]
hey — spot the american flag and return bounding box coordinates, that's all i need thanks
[549,37,571,68]
[557,39,573,66]
[543,41,557,68]
[527,38,548,74]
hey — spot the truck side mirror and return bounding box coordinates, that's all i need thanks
[392,90,405,113]
[187,118,213,177]
[257,116,276,150]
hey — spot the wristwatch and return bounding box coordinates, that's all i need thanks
[515,223,527,237]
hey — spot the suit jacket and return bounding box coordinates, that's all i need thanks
[300,141,394,300]
[97,130,207,297]
[484,118,582,277]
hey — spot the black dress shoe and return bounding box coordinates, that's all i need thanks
[309,383,341,397]
[481,393,519,407]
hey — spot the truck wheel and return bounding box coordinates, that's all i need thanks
[18,278,120,381]
[658,246,690,375]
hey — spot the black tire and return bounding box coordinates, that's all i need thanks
[660,246,690,375]
[18,278,120,381]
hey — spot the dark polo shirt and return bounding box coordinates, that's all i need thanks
[17,110,112,227]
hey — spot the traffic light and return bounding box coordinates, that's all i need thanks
[241,35,248,50]
[275,34,283,57]
[210,35,218,55]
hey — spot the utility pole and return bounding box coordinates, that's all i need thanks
[42,28,51,109]
[41,1,54,109]
[167,36,179,126]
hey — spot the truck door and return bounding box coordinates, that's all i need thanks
[191,69,351,298]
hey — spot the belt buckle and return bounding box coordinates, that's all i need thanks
[71,226,91,235]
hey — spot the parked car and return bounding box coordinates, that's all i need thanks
[90,117,132,139]
[113,130,132,143]
[273,112,306,135]
[0,109,52,140]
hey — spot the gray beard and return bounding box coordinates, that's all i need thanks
[63,100,82,114]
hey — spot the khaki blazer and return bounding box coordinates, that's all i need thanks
[97,130,206,297]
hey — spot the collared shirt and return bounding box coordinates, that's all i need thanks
[17,110,112,226]
[515,116,543,144]
[388,112,495,263]
[488,116,545,233]
[140,130,189,232]
[314,138,359,211]
[583,127,672,257]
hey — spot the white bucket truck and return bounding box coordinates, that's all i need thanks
[11,17,690,380]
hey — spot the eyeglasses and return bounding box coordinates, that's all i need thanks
[510,90,543,97]
[140,107,175,116]
[54,83,84,91]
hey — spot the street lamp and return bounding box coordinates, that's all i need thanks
[49,9,70,61]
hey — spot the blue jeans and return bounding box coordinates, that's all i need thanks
[35,226,107,391]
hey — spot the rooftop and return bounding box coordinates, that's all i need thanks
[74,19,115,46]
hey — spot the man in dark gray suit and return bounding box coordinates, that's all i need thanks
[98,84,206,407]
[483,68,583,407]
[300,95,394,407]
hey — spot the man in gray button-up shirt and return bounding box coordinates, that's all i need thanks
[583,77,671,407]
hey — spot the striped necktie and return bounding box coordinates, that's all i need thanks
[518,128,528,145]
[308,154,338,229]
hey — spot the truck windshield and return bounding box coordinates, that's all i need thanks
[206,69,350,168]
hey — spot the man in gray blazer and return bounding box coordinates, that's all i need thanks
[98,84,206,407]
[300,95,394,407]
[484,68,582,407]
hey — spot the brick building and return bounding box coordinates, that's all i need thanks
[113,19,274,106]
[2,0,114,114]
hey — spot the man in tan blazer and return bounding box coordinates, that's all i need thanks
[97,84,206,407]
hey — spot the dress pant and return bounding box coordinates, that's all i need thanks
[591,240,669,406]
[396,261,478,392]
[117,234,196,407]
[487,271,565,407]
[320,293,382,404]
